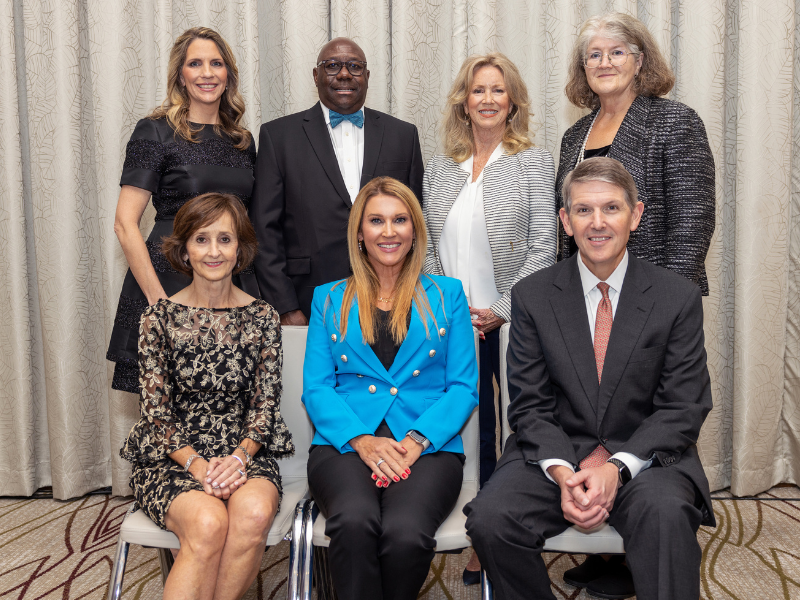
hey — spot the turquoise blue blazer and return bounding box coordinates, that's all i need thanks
[302,274,478,455]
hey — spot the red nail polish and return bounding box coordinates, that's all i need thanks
[376,481,382,487]
[394,476,399,482]
[372,474,377,480]
[405,469,410,474]
[401,474,407,479]
[401,447,407,451]
[383,476,388,482]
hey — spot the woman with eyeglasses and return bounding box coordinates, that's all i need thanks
[556,12,715,296]
[554,12,715,599]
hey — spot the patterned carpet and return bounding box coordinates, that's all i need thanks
[0,487,798,599]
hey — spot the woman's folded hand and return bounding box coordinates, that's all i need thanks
[350,434,410,487]
[203,455,248,499]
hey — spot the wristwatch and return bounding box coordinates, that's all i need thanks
[406,430,430,450]
[606,458,632,486]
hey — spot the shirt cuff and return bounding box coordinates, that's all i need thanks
[539,459,575,483]
[611,452,652,479]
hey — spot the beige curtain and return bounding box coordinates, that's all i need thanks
[1,0,797,499]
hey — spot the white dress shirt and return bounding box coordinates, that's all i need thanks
[539,250,653,483]
[438,143,504,309]
[321,103,365,203]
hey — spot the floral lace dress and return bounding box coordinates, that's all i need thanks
[120,299,294,529]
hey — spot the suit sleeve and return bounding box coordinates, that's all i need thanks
[408,126,424,207]
[408,283,478,451]
[301,287,372,452]
[506,285,579,465]
[249,124,301,315]
[490,151,557,321]
[618,285,713,465]
[661,107,716,290]
[421,160,442,275]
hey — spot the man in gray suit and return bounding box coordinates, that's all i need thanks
[465,157,715,600]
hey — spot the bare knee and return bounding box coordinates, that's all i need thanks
[232,500,277,540]
[181,506,229,559]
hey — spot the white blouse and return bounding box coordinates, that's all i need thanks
[438,143,504,310]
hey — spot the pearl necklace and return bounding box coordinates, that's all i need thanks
[577,112,600,164]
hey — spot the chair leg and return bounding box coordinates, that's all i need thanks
[157,548,175,585]
[299,501,316,600]
[481,568,493,600]
[287,498,310,600]
[106,539,130,600]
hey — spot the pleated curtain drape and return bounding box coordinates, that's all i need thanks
[1,0,798,499]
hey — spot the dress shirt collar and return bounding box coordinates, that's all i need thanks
[321,102,365,126]
[576,250,629,298]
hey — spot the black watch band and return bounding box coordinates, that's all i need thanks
[607,458,632,486]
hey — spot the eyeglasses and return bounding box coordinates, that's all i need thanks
[316,59,368,76]
[583,50,638,68]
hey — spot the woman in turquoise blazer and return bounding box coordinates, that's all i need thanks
[302,177,478,600]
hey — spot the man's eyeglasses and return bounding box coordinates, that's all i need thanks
[583,50,638,68]
[316,59,368,77]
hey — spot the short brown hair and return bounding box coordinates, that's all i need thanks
[162,193,258,277]
[561,157,638,213]
[443,52,533,162]
[565,12,675,109]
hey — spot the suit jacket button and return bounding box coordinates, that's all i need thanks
[331,334,337,342]
[341,355,348,363]
[439,327,446,336]
[601,438,608,444]
[429,349,436,357]
[390,387,398,395]
[369,385,376,394]
[357,374,364,378]
[412,370,420,377]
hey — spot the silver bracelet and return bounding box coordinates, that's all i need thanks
[184,454,201,472]
[236,445,251,464]
[231,454,244,468]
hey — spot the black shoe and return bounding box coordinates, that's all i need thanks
[586,559,635,599]
[562,554,611,588]
[462,567,481,586]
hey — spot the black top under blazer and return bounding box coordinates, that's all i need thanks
[502,253,715,525]
[555,96,715,295]
[249,102,424,317]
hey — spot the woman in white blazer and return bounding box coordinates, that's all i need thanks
[422,52,556,585]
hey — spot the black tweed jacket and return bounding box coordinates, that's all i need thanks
[555,95,715,295]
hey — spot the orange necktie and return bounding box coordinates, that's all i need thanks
[580,282,613,470]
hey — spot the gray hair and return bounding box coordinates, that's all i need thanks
[561,157,639,213]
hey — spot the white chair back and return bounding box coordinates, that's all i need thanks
[460,328,480,484]
[499,323,512,448]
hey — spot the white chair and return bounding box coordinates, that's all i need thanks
[480,323,625,599]
[107,326,312,600]
[292,329,482,600]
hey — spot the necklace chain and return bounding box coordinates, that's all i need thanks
[377,296,394,303]
[577,112,600,165]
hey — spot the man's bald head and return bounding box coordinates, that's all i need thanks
[317,38,366,64]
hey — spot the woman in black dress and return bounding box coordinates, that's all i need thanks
[121,192,294,600]
[107,26,259,393]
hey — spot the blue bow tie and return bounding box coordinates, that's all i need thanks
[329,109,364,129]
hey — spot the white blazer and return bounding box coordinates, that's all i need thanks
[422,146,557,321]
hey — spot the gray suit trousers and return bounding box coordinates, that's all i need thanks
[465,457,704,600]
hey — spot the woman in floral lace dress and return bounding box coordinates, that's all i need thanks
[120,192,294,600]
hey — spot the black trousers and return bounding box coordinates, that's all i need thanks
[308,445,464,600]
[478,327,502,487]
[464,458,704,600]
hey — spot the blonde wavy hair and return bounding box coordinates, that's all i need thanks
[442,52,533,163]
[333,177,440,345]
[565,13,675,110]
[148,27,251,150]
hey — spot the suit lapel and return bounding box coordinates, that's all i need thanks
[609,96,648,196]
[550,257,599,413]
[330,284,392,379]
[428,159,468,247]
[360,108,385,188]
[389,277,437,377]
[302,102,352,210]
[596,257,654,427]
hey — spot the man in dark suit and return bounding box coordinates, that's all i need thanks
[464,157,715,600]
[249,37,424,324]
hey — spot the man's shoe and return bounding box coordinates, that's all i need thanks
[462,567,481,586]
[586,559,635,599]
[562,554,610,588]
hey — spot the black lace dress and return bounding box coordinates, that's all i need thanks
[120,299,295,529]
[107,117,259,393]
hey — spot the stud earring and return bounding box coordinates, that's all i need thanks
[358,240,363,252]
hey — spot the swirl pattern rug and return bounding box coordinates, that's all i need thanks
[0,487,798,599]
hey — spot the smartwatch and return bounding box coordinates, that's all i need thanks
[607,457,632,486]
[406,430,430,450]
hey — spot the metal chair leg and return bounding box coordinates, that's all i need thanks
[287,498,311,600]
[299,500,316,600]
[106,539,130,600]
[481,568,493,600]
[156,548,175,585]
